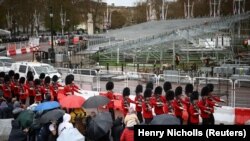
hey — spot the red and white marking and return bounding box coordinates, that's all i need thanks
[7,46,40,56]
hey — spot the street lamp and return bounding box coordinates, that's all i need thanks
[49,7,55,63]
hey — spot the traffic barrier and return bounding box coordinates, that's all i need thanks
[214,106,235,124]
[7,46,40,56]
[235,107,250,125]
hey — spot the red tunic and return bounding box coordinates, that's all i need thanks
[153,96,166,115]
[18,84,28,100]
[50,82,61,100]
[120,128,134,141]
[134,95,143,112]
[2,84,11,98]
[173,99,185,117]
[105,91,115,109]
[142,98,153,119]
[25,81,35,96]
[34,86,43,102]
[64,85,74,95]
[198,99,211,119]
[189,103,199,124]
[121,98,135,117]
[11,81,20,97]
[163,101,175,115]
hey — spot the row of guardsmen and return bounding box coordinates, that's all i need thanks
[103,81,224,125]
[0,70,80,106]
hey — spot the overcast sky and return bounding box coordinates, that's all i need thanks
[106,0,140,7]
[105,0,176,7]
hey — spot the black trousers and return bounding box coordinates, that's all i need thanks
[29,96,35,105]
[202,118,210,125]
[209,114,215,125]
[176,116,183,125]
[137,111,143,123]
[109,108,115,121]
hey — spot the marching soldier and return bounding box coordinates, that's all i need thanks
[189,91,200,125]
[134,84,144,123]
[142,88,154,124]
[121,87,135,117]
[153,86,166,115]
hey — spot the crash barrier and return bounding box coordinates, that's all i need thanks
[7,46,40,56]
[235,107,250,125]
[6,38,40,56]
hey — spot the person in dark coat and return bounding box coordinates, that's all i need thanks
[112,117,124,141]
[8,120,27,141]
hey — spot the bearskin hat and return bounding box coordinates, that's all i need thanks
[34,79,41,85]
[19,77,25,84]
[206,83,214,93]
[163,81,172,92]
[175,86,183,97]
[135,84,143,94]
[52,75,58,82]
[26,71,33,80]
[154,86,163,95]
[106,81,114,91]
[0,72,5,78]
[185,83,194,95]
[65,75,72,85]
[144,88,152,98]
[69,74,74,81]
[8,70,15,77]
[201,86,209,96]
[146,81,154,90]
[44,76,51,84]
[123,87,130,97]
[166,90,175,101]
[14,73,20,80]
[39,73,45,80]
[4,75,10,83]
[28,75,34,81]
[190,91,199,102]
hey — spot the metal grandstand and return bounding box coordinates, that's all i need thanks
[77,12,250,65]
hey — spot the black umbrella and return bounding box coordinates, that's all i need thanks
[150,114,180,125]
[40,109,65,124]
[86,112,113,140]
[83,95,110,108]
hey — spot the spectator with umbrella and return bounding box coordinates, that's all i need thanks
[120,107,139,141]
[58,113,74,135]
[150,114,180,125]
[38,109,65,141]
[86,111,113,141]
[34,101,60,112]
